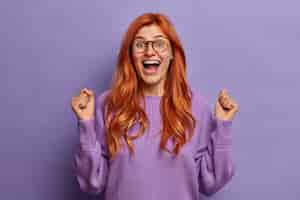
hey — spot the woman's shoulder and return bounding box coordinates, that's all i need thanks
[96,89,111,104]
[94,89,112,115]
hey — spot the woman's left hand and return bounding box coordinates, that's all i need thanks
[214,88,239,121]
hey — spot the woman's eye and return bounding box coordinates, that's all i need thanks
[155,40,166,49]
[135,41,144,48]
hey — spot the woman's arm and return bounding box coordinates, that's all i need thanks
[72,94,109,195]
[194,101,235,196]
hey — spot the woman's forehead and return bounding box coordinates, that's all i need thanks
[135,24,167,39]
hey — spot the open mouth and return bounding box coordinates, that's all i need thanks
[142,59,161,74]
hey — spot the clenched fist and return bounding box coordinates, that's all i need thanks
[214,88,239,121]
[71,88,95,120]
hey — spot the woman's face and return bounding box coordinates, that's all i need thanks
[132,24,173,88]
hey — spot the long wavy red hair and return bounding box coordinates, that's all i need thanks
[102,13,196,159]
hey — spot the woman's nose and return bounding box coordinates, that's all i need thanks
[145,44,156,56]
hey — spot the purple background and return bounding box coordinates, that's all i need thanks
[1,0,300,199]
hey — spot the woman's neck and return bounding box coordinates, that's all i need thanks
[143,84,164,96]
[141,77,166,96]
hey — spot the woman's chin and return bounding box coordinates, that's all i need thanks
[141,76,161,86]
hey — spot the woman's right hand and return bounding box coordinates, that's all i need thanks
[71,88,95,120]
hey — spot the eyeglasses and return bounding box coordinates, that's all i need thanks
[132,38,169,53]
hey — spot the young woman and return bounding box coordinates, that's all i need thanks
[71,13,239,200]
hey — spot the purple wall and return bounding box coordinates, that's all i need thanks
[1,0,299,199]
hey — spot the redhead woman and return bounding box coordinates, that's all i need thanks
[71,13,239,200]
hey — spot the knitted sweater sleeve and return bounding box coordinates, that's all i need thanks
[72,93,109,195]
[194,98,235,196]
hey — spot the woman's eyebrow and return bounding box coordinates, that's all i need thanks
[134,36,145,39]
[134,35,167,40]
[154,35,166,38]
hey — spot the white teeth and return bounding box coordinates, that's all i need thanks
[143,60,161,65]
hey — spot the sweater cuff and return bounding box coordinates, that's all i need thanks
[211,115,233,146]
[77,118,97,149]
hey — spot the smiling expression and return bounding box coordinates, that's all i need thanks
[132,24,173,88]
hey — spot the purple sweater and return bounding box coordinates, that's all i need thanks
[73,90,235,200]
